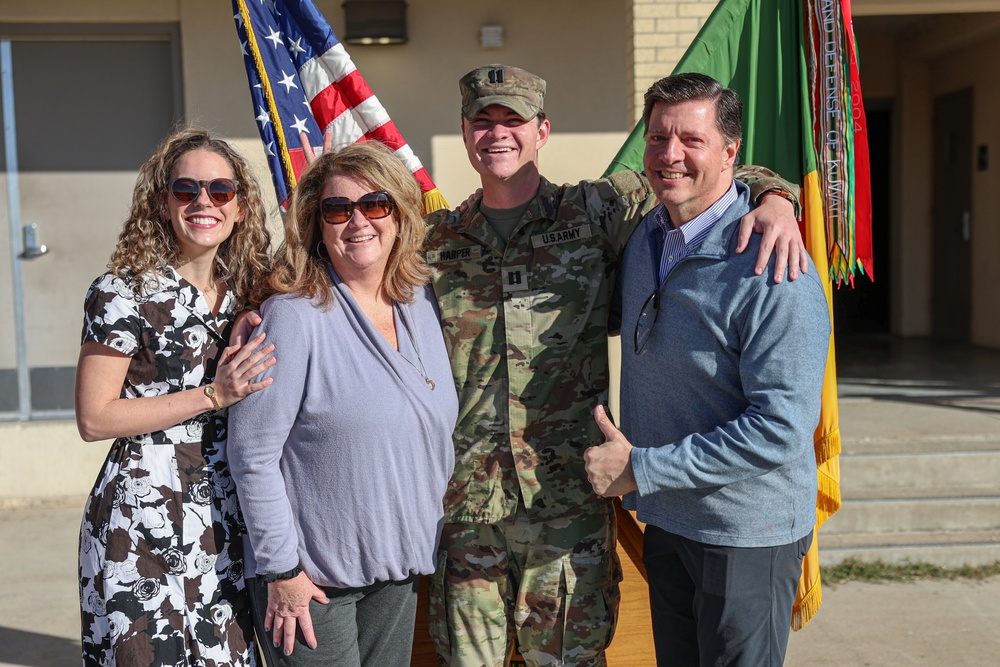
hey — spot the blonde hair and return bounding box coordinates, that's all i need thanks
[262,141,430,308]
[108,126,271,312]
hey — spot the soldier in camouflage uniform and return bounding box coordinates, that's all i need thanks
[423,65,803,667]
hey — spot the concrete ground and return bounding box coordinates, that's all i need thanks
[785,576,1000,666]
[1,505,998,667]
[0,506,82,667]
[2,335,1000,666]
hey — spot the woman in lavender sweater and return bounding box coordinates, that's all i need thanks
[228,142,458,667]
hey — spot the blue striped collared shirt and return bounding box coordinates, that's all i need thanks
[651,180,738,284]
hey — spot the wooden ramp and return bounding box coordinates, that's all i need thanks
[410,501,654,665]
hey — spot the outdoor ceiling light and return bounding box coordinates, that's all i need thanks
[343,1,408,45]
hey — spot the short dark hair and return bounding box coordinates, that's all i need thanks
[642,72,742,148]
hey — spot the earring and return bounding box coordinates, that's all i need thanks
[316,239,329,258]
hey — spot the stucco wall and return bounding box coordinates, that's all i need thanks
[0,0,634,502]
[0,0,633,207]
[0,0,632,379]
[7,1,1000,505]
[0,422,105,509]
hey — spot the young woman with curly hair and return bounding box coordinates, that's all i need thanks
[76,127,275,666]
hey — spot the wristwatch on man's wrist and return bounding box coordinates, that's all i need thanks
[259,565,303,583]
[761,187,801,217]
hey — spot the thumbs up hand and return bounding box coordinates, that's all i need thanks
[584,405,638,497]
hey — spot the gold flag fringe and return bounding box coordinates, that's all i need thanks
[422,188,449,215]
[791,551,823,631]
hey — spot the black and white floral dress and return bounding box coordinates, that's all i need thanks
[78,267,256,666]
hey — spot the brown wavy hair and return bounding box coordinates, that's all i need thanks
[261,140,430,308]
[108,126,271,312]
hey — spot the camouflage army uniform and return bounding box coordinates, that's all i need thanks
[425,168,794,667]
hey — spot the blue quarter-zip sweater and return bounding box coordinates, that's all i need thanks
[617,180,831,548]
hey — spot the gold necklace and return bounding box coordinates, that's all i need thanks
[396,303,436,391]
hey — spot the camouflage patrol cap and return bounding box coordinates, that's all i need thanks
[460,65,546,120]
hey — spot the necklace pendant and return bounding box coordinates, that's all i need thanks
[426,378,436,390]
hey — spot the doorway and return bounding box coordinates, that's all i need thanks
[0,29,181,419]
[930,88,973,342]
[832,101,891,334]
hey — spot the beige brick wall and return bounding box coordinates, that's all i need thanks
[628,0,719,123]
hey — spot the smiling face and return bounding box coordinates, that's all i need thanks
[166,148,243,261]
[642,98,739,227]
[320,173,399,285]
[462,104,549,187]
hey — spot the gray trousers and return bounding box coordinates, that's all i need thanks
[248,574,419,667]
[643,525,812,667]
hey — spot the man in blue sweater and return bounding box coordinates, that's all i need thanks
[584,73,831,666]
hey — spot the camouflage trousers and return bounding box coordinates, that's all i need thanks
[428,504,622,667]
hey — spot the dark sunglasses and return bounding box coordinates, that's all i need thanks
[634,290,660,354]
[321,191,395,225]
[169,178,240,205]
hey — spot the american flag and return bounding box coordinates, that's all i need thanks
[231,0,445,210]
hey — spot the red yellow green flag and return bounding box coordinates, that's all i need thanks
[604,0,871,628]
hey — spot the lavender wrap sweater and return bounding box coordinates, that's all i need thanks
[228,268,458,588]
